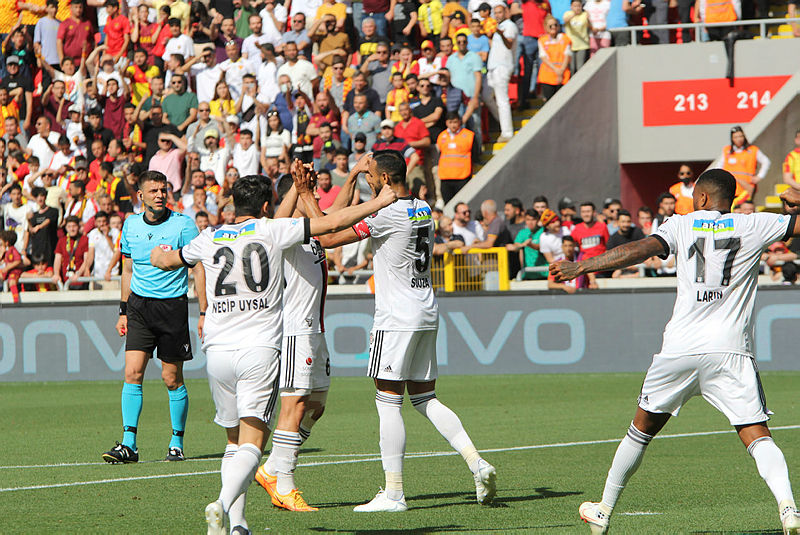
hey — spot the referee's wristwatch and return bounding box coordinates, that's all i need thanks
[119,301,127,316]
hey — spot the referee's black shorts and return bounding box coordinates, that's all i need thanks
[126,292,193,363]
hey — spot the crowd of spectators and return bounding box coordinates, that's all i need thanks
[0,0,795,301]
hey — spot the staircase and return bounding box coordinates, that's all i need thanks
[474,98,545,175]
[761,182,790,212]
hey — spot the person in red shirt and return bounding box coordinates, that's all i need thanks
[104,0,131,63]
[53,215,90,288]
[394,101,431,191]
[56,0,95,62]
[316,169,341,210]
[0,230,24,303]
[570,201,608,288]
[20,254,58,292]
[308,91,341,139]
[515,0,551,107]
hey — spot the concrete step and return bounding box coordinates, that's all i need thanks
[765,195,783,207]
[776,183,790,194]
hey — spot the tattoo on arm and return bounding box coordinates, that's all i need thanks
[579,237,666,275]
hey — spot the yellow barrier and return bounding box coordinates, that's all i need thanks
[431,247,510,292]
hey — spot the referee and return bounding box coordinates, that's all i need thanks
[102,171,207,463]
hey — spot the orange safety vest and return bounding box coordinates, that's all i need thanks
[537,33,572,86]
[437,128,474,180]
[723,144,759,204]
[669,182,694,215]
[705,0,737,22]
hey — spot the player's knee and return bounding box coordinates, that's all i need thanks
[124,367,144,384]
[161,370,182,390]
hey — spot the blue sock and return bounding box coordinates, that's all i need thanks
[168,385,188,449]
[121,383,143,450]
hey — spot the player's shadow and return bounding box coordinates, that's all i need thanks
[186,452,224,460]
[299,447,324,454]
[316,487,582,510]
[309,526,571,533]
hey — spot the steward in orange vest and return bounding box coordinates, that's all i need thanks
[719,126,770,207]
[436,112,474,203]
[668,164,695,215]
[537,17,572,101]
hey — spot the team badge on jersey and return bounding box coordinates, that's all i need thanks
[159,244,173,251]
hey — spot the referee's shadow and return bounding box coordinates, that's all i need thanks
[188,447,324,460]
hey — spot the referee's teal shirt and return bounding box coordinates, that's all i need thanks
[120,210,199,298]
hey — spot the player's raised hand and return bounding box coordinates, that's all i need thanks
[351,152,373,176]
[550,259,581,282]
[291,159,313,193]
[780,189,800,212]
[376,184,398,207]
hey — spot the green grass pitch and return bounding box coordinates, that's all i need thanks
[2,372,800,534]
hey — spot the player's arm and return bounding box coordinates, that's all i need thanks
[550,236,667,282]
[150,248,185,270]
[274,183,299,219]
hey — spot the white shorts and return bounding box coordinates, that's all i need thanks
[367,329,438,382]
[280,333,331,395]
[638,352,771,426]
[206,346,281,428]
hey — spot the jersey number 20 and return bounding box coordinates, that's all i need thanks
[213,244,270,296]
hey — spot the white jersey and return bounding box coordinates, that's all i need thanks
[180,217,310,351]
[654,210,794,357]
[283,237,327,336]
[353,197,438,331]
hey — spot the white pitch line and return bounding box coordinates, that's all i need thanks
[2,424,799,493]
[618,512,663,516]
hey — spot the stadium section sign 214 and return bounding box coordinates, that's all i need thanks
[2,289,800,381]
[642,76,790,127]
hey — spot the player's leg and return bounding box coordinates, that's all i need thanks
[102,349,149,463]
[700,353,800,533]
[581,354,694,533]
[157,296,193,460]
[355,330,409,512]
[405,330,496,504]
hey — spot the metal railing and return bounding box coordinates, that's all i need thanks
[3,276,120,292]
[612,17,800,45]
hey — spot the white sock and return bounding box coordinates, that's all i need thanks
[601,423,653,513]
[410,391,481,473]
[748,436,795,507]
[299,424,312,444]
[221,444,248,530]
[271,430,302,495]
[219,443,261,513]
[375,391,405,500]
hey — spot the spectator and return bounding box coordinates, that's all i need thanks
[669,164,695,215]
[418,0,444,42]
[315,168,341,210]
[532,195,549,213]
[220,41,255,100]
[782,129,800,191]
[34,0,61,79]
[418,40,444,84]
[514,0,550,107]
[449,32,483,147]
[27,117,60,169]
[411,77,445,144]
[373,118,420,177]
[452,201,485,246]
[320,56,353,111]
[342,72,382,130]
[538,207,563,263]
[384,72,410,123]
[504,198,526,238]
[26,187,59,265]
[57,0,95,63]
[50,215,87,289]
[432,215,466,255]
[141,75,166,113]
[558,196,577,234]
[472,199,512,250]
[571,201,607,287]
[547,235,585,292]
[186,102,217,153]
[85,210,121,284]
[65,179,98,226]
[537,17,572,102]
[395,101,431,191]
[467,18,490,62]
[200,128,232,185]
[278,41,320,98]
[607,0,629,46]
[259,0,288,46]
[442,0,470,38]
[214,18,244,63]
[20,254,58,292]
[148,132,187,192]
[509,208,547,279]
[346,94,381,151]
[638,206,654,234]
[563,0,589,72]
[104,0,130,64]
[585,0,611,53]
[360,42,393,106]
[188,47,222,105]
[714,125,769,207]
[0,230,23,302]
[229,128,258,176]
[3,183,29,255]
[487,4,517,143]
[311,14,351,71]
[280,13,312,57]
[696,0,740,40]
[330,147,351,186]
[141,105,180,162]
[652,192,675,232]
[262,111,291,160]
[209,80,236,119]
[602,198,621,234]
[162,74,198,134]
[391,0,419,45]
[606,209,645,277]
[162,18,194,63]
[1,56,33,134]
[436,111,473,203]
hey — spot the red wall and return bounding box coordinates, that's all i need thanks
[620,160,712,223]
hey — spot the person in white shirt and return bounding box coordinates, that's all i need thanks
[287,0,321,22]
[242,13,272,64]
[486,4,517,142]
[259,0,288,46]
[255,44,281,105]
[311,153,497,512]
[451,202,485,246]
[552,169,800,535]
[26,117,61,169]
[85,211,121,281]
[232,129,260,176]
[276,41,319,99]
[199,128,232,185]
[220,41,256,100]
[2,184,31,253]
[162,18,195,62]
[190,47,223,104]
[538,209,564,263]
